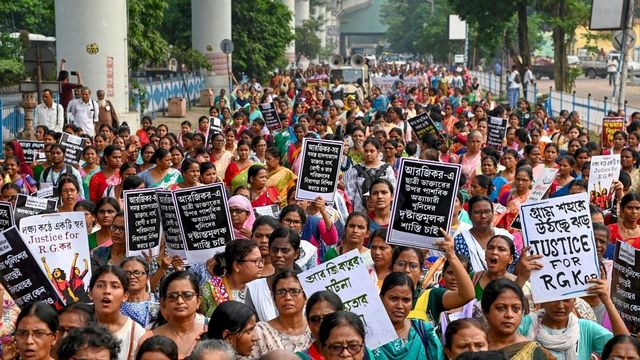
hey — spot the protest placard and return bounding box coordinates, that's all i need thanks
[19,212,91,304]
[371,76,420,95]
[206,117,223,147]
[519,192,600,303]
[31,185,58,199]
[0,201,14,232]
[259,102,282,131]
[486,116,507,150]
[173,184,234,264]
[387,159,460,250]
[156,190,186,259]
[295,138,343,203]
[588,154,620,210]
[407,112,443,140]
[602,117,625,148]
[18,140,44,163]
[59,133,84,166]
[14,194,58,225]
[253,204,280,219]
[611,241,640,334]
[299,249,397,348]
[529,167,559,202]
[123,189,161,257]
[0,227,62,309]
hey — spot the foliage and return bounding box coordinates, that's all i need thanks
[319,40,338,59]
[295,18,322,64]
[128,0,170,71]
[171,46,211,73]
[580,31,612,57]
[0,33,25,86]
[0,0,55,35]
[162,0,192,49]
[231,0,294,81]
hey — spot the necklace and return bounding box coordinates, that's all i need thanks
[620,223,640,239]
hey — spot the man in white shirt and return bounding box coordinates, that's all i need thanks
[70,87,98,136]
[34,89,64,132]
[523,65,534,100]
[507,65,521,108]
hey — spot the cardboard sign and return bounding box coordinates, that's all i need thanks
[407,112,444,140]
[486,116,507,150]
[206,117,223,147]
[519,193,600,303]
[602,117,625,148]
[0,201,14,232]
[387,159,460,250]
[31,184,58,199]
[173,184,234,264]
[588,154,621,210]
[59,133,84,166]
[0,227,62,308]
[253,204,280,219]
[19,212,92,304]
[156,190,186,259]
[18,140,45,163]
[611,241,640,334]
[295,138,343,203]
[123,189,161,257]
[259,102,282,131]
[14,194,58,226]
[299,250,397,349]
[529,167,559,202]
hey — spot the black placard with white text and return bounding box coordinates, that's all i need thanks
[295,138,343,203]
[123,189,161,257]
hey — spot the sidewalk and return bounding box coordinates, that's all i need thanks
[149,106,210,134]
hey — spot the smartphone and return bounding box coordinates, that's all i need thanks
[70,71,78,76]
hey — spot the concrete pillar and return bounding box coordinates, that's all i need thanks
[284,0,296,66]
[317,5,327,49]
[295,0,310,27]
[55,0,129,117]
[192,0,232,90]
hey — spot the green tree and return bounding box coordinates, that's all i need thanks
[0,33,25,86]
[232,0,294,80]
[0,0,55,35]
[162,0,192,49]
[295,18,322,64]
[128,0,170,70]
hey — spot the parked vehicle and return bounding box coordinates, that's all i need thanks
[532,56,580,80]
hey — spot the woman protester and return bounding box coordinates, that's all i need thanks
[89,145,123,202]
[608,193,640,248]
[460,131,483,190]
[481,156,508,202]
[323,212,373,269]
[279,204,334,269]
[4,156,37,194]
[247,164,280,208]
[246,227,302,322]
[373,272,443,359]
[482,279,552,359]
[200,239,263,317]
[601,336,640,360]
[496,166,533,231]
[138,148,182,189]
[89,197,121,250]
[57,176,81,212]
[228,195,256,240]
[498,149,519,183]
[371,228,394,290]
[120,256,160,329]
[454,196,517,273]
[90,265,146,360]
[224,139,254,193]
[171,158,202,190]
[550,155,575,197]
[443,319,489,359]
[138,144,156,173]
[249,270,312,358]
[135,335,179,360]
[207,301,258,358]
[318,311,375,360]
[139,271,205,360]
[265,147,297,206]
[209,132,234,179]
[368,179,394,231]
[91,211,127,266]
[297,291,343,360]
[12,302,59,360]
[81,145,101,196]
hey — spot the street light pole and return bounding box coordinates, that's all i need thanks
[618,0,634,112]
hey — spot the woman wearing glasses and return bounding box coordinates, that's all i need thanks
[14,302,59,360]
[319,311,374,360]
[297,291,343,360]
[139,271,205,360]
[120,256,160,329]
[91,210,128,267]
[90,265,145,360]
[250,270,312,358]
[228,195,256,241]
[200,239,264,318]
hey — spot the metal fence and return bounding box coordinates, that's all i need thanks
[130,73,205,118]
[469,70,640,135]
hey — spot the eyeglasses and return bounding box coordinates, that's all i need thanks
[230,208,248,215]
[275,288,303,298]
[110,225,125,233]
[325,343,364,356]
[165,291,197,302]
[15,330,55,340]
[238,258,264,267]
[471,209,492,217]
[308,315,326,324]
[282,219,302,226]
[395,260,421,271]
[125,270,147,278]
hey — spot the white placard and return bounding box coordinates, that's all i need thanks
[528,167,559,202]
[18,212,92,304]
[298,250,397,349]
[519,193,600,303]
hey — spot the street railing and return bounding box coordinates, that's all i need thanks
[130,73,205,118]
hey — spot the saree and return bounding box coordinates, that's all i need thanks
[372,320,442,360]
[501,341,553,360]
[225,162,253,193]
[251,187,280,207]
[82,166,101,198]
[266,166,297,205]
[140,168,182,189]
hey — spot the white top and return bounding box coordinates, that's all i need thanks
[34,102,64,132]
[508,71,521,89]
[71,98,99,136]
[113,317,146,360]
[523,69,534,84]
[246,278,278,322]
